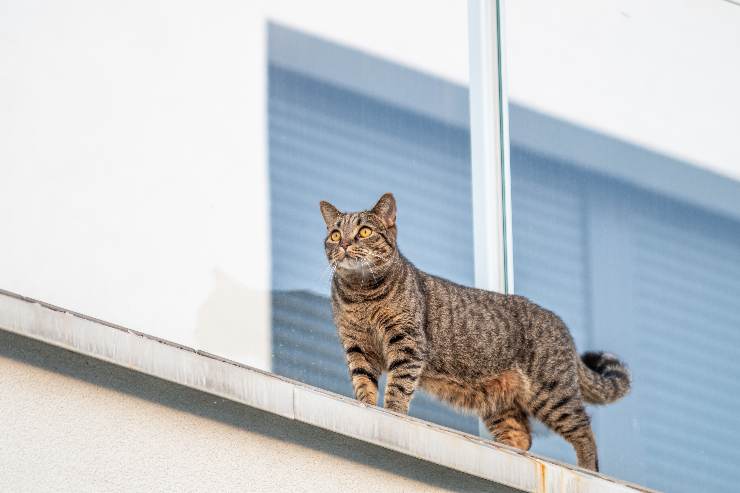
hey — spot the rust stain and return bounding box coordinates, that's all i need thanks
[536,461,546,493]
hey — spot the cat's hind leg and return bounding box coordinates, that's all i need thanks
[482,406,532,451]
[479,369,532,450]
[529,390,598,471]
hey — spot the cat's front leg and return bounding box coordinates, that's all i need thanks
[382,327,424,414]
[341,337,382,406]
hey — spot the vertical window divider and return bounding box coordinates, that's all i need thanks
[468,0,514,296]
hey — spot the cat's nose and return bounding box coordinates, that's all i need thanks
[340,239,350,248]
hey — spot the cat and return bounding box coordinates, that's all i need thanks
[319,192,630,472]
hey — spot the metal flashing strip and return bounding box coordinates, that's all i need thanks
[0,289,656,493]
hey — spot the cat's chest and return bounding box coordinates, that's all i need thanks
[336,302,400,351]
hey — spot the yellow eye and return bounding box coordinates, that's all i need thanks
[330,231,341,242]
[358,227,372,238]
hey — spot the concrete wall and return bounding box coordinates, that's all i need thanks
[0,329,515,493]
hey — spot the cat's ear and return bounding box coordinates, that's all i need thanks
[319,200,341,226]
[372,193,396,227]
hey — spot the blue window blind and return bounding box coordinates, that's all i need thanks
[268,61,478,434]
[511,144,740,492]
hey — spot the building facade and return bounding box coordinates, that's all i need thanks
[2,1,739,491]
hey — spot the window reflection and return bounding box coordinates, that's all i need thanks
[268,23,477,434]
[510,105,740,492]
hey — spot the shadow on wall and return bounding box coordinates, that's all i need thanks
[194,269,271,371]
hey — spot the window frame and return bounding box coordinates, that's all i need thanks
[468,0,514,295]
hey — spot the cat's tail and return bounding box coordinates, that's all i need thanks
[577,351,631,405]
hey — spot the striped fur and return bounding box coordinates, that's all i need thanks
[319,193,631,471]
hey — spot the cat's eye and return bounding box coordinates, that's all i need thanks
[358,227,372,238]
[329,231,341,242]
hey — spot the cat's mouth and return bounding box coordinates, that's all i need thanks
[337,256,363,270]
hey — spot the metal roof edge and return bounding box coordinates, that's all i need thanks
[0,289,657,493]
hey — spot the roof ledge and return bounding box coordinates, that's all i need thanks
[0,289,655,493]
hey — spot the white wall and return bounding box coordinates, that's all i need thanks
[1,0,738,369]
[505,0,740,181]
[0,0,468,369]
[1,0,272,368]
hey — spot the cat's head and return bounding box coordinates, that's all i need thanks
[319,193,398,276]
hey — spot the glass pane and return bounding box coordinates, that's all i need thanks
[506,1,740,491]
[1,1,473,435]
[266,6,475,433]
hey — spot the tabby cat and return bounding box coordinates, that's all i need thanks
[319,193,630,471]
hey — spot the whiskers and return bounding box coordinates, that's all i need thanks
[359,257,379,285]
[319,256,339,286]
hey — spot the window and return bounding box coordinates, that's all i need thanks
[505,1,740,491]
[267,20,478,433]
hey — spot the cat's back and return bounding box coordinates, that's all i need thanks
[414,267,574,366]
[415,269,530,356]
[416,268,526,318]
[416,267,568,335]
